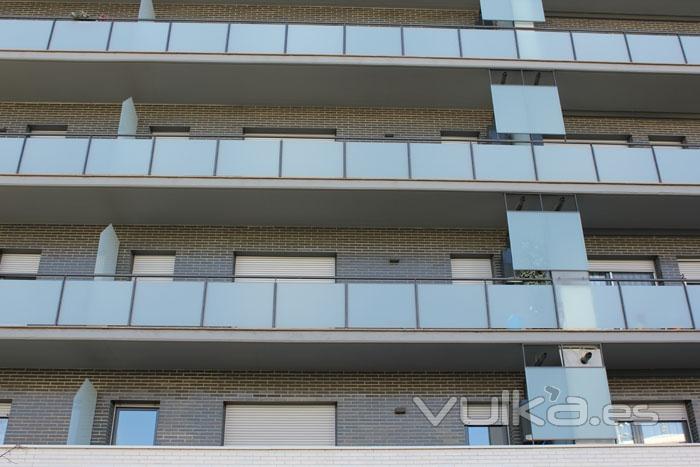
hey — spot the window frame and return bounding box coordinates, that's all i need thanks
[110,403,159,446]
[465,425,510,446]
[616,420,691,445]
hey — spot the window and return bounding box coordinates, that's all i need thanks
[234,256,335,283]
[149,126,190,137]
[131,254,175,281]
[0,402,10,444]
[440,130,480,142]
[466,426,509,446]
[224,404,336,446]
[27,124,68,137]
[462,402,509,446]
[615,403,691,445]
[111,404,158,446]
[678,259,700,284]
[451,258,493,283]
[243,127,336,140]
[0,252,41,279]
[588,259,656,286]
[649,135,686,147]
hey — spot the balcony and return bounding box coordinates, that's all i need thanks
[0,19,698,111]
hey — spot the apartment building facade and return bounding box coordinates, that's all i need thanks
[1,0,700,465]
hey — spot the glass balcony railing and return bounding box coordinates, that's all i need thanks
[0,17,698,65]
[3,135,700,185]
[0,274,697,331]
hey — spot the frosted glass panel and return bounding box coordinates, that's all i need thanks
[348,284,416,328]
[680,36,700,65]
[557,284,626,329]
[20,138,89,174]
[473,144,535,181]
[491,85,565,135]
[526,367,616,441]
[151,138,217,176]
[109,21,169,52]
[507,211,588,271]
[572,33,630,63]
[0,19,53,50]
[86,138,151,175]
[59,280,132,325]
[404,27,460,57]
[346,26,402,56]
[204,282,273,327]
[0,137,24,174]
[216,139,279,177]
[228,24,285,54]
[132,281,204,326]
[655,147,700,184]
[687,285,700,330]
[346,142,408,179]
[50,20,111,51]
[594,146,658,183]
[534,144,597,182]
[480,0,545,22]
[168,23,228,53]
[487,284,557,329]
[591,286,626,329]
[417,284,488,328]
[0,280,62,325]
[282,139,343,178]
[287,25,343,54]
[621,286,693,329]
[276,283,345,328]
[627,34,685,64]
[516,30,574,61]
[460,29,517,59]
[410,143,472,180]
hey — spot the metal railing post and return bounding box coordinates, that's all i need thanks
[682,281,697,329]
[271,281,278,328]
[82,136,92,175]
[15,136,28,174]
[617,280,630,329]
[53,276,67,325]
[127,278,138,326]
[46,19,57,50]
[650,144,663,183]
[200,280,208,327]
[414,281,420,329]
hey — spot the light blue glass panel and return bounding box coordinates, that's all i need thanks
[58,280,132,325]
[621,286,693,329]
[593,146,658,183]
[346,142,409,179]
[346,26,402,56]
[0,137,24,174]
[627,34,685,64]
[49,20,111,51]
[204,282,273,327]
[0,19,53,50]
[516,30,574,61]
[571,32,630,63]
[131,281,204,326]
[507,211,588,271]
[276,283,345,328]
[418,284,487,328]
[216,139,279,177]
[534,144,597,182]
[282,139,343,178]
[228,23,285,54]
[348,284,416,328]
[404,27,461,58]
[487,284,557,329]
[473,144,535,181]
[525,367,616,441]
[0,279,62,325]
[287,25,343,55]
[687,285,700,329]
[85,138,151,175]
[151,138,217,176]
[591,286,626,329]
[410,143,472,180]
[491,85,566,135]
[108,21,169,52]
[680,36,700,65]
[557,284,626,329]
[480,0,545,22]
[113,409,157,446]
[655,147,700,184]
[20,138,89,174]
[168,22,228,53]
[460,29,518,59]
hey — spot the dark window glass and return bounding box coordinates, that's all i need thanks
[112,407,158,446]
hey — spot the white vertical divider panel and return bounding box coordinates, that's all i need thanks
[66,379,97,445]
[480,0,545,22]
[118,97,138,136]
[94,224,120,281]
[138,0,156,20]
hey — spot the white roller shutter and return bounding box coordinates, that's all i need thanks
[461,401,508,426]
[132,255,175,281]
[0,253,41,275]
[612,402,688,422]
[451,258,493,283]
[0,402,10,417]
[234,256,335,282]
[224,404,336,446]
[679,260,700,282]
[588,259,656,274]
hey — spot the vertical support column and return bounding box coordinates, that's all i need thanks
[66,379,97,445]
[94,224,120,281]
